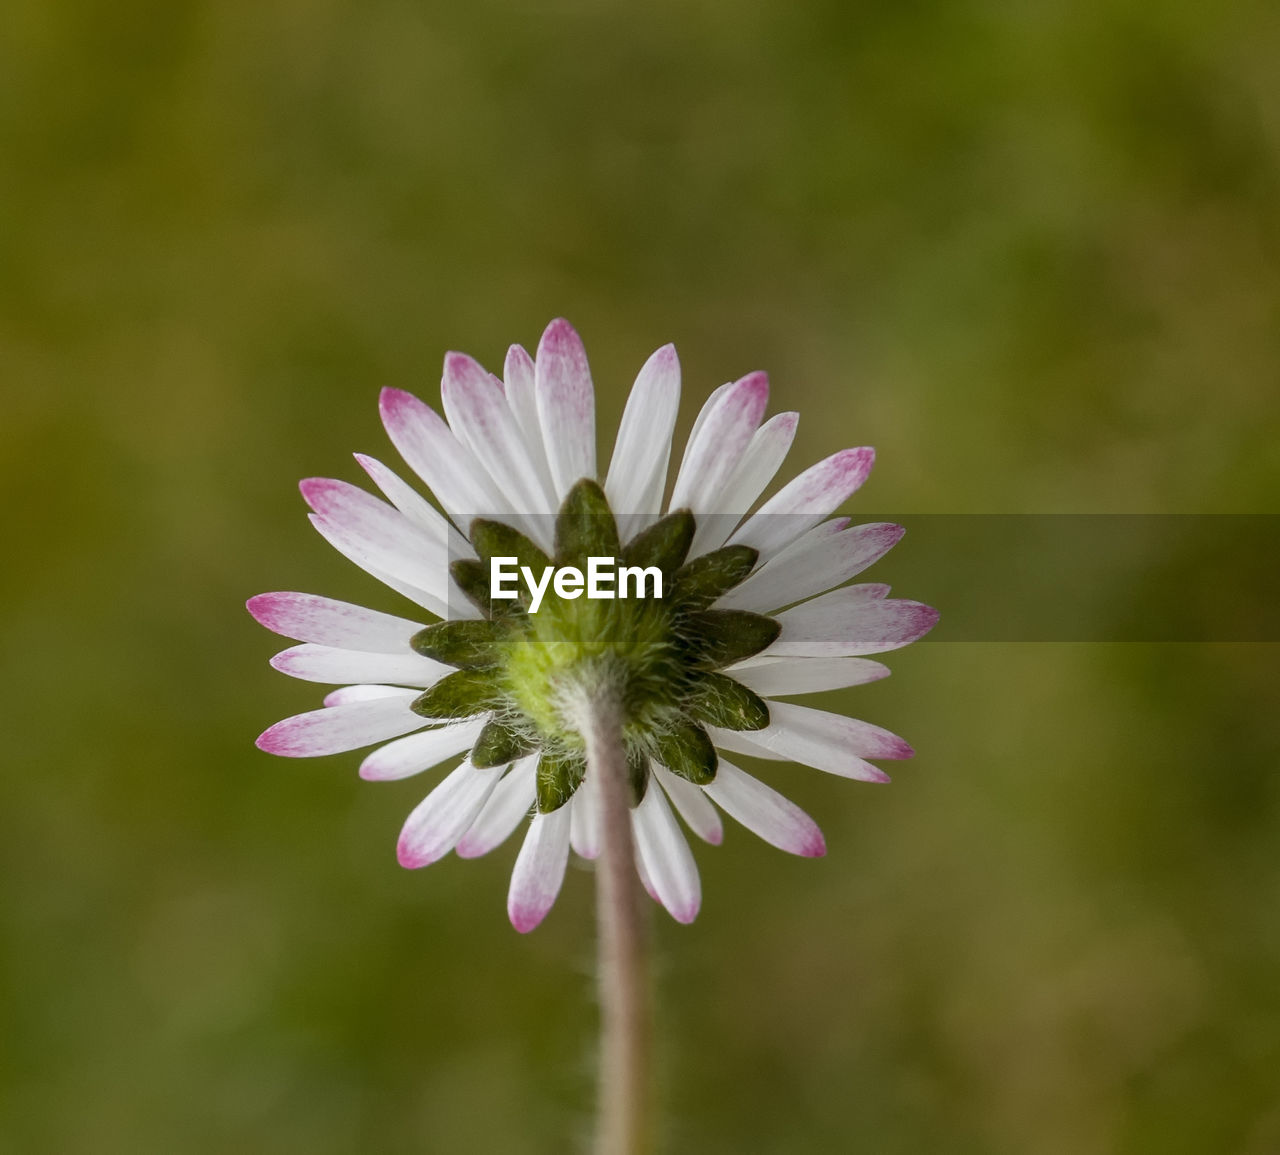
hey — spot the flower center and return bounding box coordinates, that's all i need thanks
[409,479,781,811]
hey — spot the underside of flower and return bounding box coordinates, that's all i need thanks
[249,318,939,931]
[413,478,781,814]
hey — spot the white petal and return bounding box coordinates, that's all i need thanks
[503,345,556,494]
[690,411,799,555]
[354,455,473,561]
[569,764,601,859]
[770,587,939,656]
[632,781,701,923]
[323,684,412,706]
[308,514,451,619]
[442,352,559,528]
[706,728,787,761]
[719,522,905,612]
[247,592,425,652]
[535,319,596,499]
[653,765,723,845]
[397,760,504,867]
[507,805,573,933]
[256,694,424,758]
[378,387,510,528]
[359,716,488,781]
[684,381,734,447]
[702,759,825,856]
[739,700,913,780]
[729,447,876,557]
[301,478,452,611]
[456,754,538,858]
[669,371,768,517]
[633,844,660,904]
[605,343,681,521]
[270,643,450,687]
[730,656,891,696]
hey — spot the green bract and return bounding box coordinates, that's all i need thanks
[417,479,781,813]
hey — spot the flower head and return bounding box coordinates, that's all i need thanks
[250,319,937,931]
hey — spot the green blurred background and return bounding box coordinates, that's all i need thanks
[3,1,1278,1151]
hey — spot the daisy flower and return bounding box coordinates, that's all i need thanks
[249,318,937,933]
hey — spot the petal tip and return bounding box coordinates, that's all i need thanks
[801,829,827,857]
[246,592,279,627]
[508,902,549,934]
[670,902,701,925]
[255,723,298,757]
[396,841,433,869]
[541,316,579,343]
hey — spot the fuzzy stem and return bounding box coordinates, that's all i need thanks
[578,685,652,1155]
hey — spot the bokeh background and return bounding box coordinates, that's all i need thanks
[3,1,1279,1152]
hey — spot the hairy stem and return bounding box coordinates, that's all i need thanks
[578,685,652,1155]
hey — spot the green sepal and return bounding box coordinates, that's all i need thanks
[471,519,551,568]
[450,558,494,616]
[467,520,552,613]
[411,668,501,720]
[684,609,781,668]
[671,545,759,611]
[687,672,770,731]
[653,719,718,785]
[536,749,585,813]
[622,509,695,575]
[627,748,650,806]
[555,478,620,563]
[411,619,502,669]
[470,720,537,769]
[450,558,526,620]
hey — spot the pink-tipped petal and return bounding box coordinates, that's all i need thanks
[441,352,559,523]
[270,643,450,687]
[360,716,488,781]
[353,455,472,560]
[378,387,508,527]
[507,805,573,933]
[605,343,681,521]
[729,447,876,556]
[300,478,453,612]
[703,760,826,857]
[720,522,906,612]
[670,371,769,519]
[535,319,596,499]
[632,781,701,924]
[247,592,425,652]
[256,693,423,758]
[653,765,724,845]
[456,755,538,858]
[739,700,912,778]
[772,589,940,656]
[691,411,800,556]
[729,656,892,696]
[397,761,504,868]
